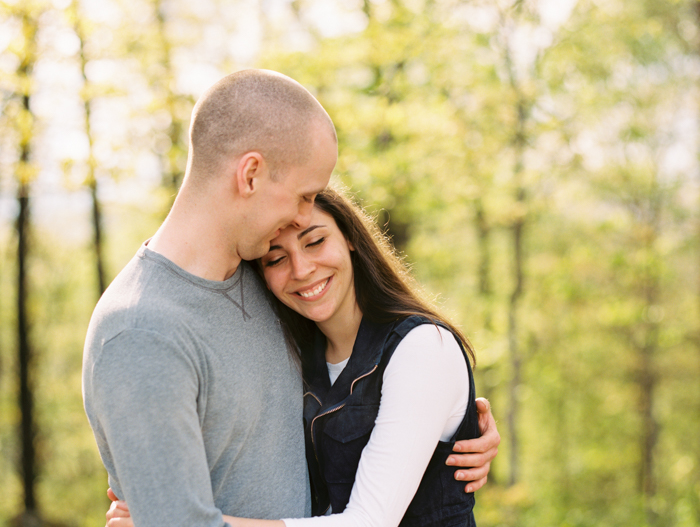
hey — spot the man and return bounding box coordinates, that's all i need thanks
[84,69,499,527]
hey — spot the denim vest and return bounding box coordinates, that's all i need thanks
[302,316,479,527]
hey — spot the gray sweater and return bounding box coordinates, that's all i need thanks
[83,244,310,526]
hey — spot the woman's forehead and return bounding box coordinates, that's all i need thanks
[272,208,336,245]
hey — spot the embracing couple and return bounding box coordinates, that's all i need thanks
[83,69,500,527]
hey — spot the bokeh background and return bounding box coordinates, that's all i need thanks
[1,0,699,525]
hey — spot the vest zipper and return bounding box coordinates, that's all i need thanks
[310,364,379,462]
[350,364,377,394]
[310,403,345,463]
[304,391,321,406]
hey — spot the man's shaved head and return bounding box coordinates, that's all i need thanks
[188,69,336,181]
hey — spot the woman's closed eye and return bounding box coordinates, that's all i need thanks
[306,237,325,248]
[264,255,286,267]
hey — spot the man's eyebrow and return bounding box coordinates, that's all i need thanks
[298,225,324,239]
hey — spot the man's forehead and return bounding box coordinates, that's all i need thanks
[289,175,329,195]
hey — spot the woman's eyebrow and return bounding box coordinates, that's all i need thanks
[297,225,325,240]
[266,225,327,253]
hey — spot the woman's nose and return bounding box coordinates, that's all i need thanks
[290,252,315,280]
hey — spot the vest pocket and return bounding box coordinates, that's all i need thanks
[323,404,379,443]
[322,404,379,484]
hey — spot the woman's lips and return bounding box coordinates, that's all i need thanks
[295,277,331,299]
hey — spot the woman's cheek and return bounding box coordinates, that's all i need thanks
[265,272,284,298]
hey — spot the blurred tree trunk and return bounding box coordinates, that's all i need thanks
[88,178,106,295]
[505,140,525,488]
[503,23,530,490]
[475,199,493,332]
[696,0,700,323]
[638,286,659,525]
[16,168,37,522]
[694,1,700,508]
[473,198,496,474]
[633,172,662,525]
[15,6,40,521]
[72,0,107,297]
[152,0,186,208]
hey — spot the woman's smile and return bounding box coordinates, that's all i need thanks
[295,277,332,299]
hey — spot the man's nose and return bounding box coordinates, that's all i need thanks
[291,200,314,229]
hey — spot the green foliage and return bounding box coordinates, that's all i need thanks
[0,0,699,525]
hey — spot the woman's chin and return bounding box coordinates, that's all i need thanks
[294,304,334,324]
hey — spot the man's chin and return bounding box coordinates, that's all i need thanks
[241,244,271,263]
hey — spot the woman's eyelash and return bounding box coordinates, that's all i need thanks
[265,237,324,267]
[307,237,325,247]
[265,257,284,267]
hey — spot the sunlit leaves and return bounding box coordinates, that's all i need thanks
[1,0,698,525]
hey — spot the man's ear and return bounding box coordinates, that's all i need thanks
[235,152,267,198]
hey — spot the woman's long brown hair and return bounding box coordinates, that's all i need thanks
[267,184,476,365]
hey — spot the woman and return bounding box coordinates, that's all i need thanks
[108,185,479,527]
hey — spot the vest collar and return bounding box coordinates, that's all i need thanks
[304,316,396,406]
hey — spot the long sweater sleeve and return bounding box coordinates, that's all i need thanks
[283,324,470,527]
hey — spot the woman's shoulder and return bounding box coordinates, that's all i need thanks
[391,314,435,335]
[384,320,471,400]
[396,321,460,351]
[391,315,456,343]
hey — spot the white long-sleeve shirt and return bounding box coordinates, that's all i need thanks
[283,324,470,527]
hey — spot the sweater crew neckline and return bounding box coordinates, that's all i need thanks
[137,241,245,292]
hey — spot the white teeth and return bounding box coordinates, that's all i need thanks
[299,278,329,298]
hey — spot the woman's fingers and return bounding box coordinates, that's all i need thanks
[107,518,135,527]
[106,501,131,521]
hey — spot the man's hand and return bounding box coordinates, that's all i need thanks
[446,398,500,493]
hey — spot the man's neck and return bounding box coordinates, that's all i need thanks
[148,195,242,282]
